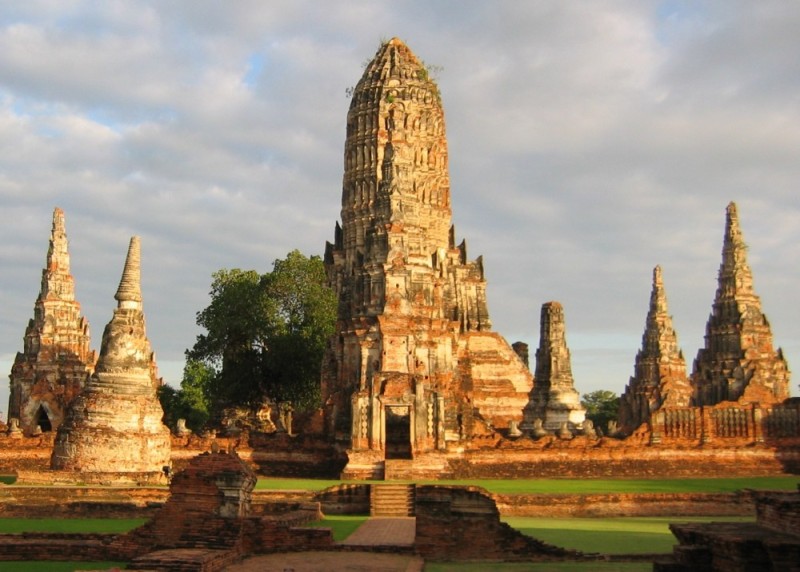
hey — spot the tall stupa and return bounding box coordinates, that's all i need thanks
[322,38,532,477]
[51,237,171,481]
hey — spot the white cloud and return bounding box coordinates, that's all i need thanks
[0,1,797,416]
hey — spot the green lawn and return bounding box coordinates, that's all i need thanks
[256,475,799,494]
[425,564,650,572]
[504,516,753,555]
[307,515,368,541]
[0,518,148,534]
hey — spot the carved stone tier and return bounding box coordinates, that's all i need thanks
[7,208,96,436]
[692,202,790,406]
[51,237,171,477]
[322,38,531,468]
[522,302,586,432]
[619,266,692,434]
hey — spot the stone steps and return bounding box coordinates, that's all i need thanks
[371,484,415,517]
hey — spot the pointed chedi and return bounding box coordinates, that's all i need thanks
[8,208,96,435]
[51,236,171,481]
[618,266,692,434]
[322,38,532,477]
[692,202,790,405]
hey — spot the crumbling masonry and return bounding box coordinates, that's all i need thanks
[321,38,534,477]
[7,208,96,436]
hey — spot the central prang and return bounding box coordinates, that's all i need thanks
[322,38,538,478]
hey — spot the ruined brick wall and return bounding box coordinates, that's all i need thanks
[0,533,118,562]
[754,489,800,537]
[8,208,96,436]
[449,441,799,478]
[656,489,800,572]
[494,491,755,517]
[649,401,800,448]
[415,485,579,561]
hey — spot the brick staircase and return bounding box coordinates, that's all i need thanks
[370,484,416,516]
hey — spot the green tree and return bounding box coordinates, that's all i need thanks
[581,390,620,433]
[158,359,213,432]
[187,250,337,414]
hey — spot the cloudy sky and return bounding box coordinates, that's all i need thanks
[1,1,798,414]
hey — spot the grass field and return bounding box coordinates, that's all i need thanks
[307,515,369,541]
[0,518,147,534]
[504,515,753,555]
[256,475,799,494]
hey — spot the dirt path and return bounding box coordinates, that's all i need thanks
[340,516,416,546]
[224,550,424,571]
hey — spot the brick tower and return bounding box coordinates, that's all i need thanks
[522,302,586,432]
[51,237,171,480]
[322,38,532,476]
[618,266,692,434]
[692,202,790,406]
[7,208,96,435]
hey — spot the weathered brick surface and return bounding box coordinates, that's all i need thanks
[0,451,336,566]
[656,488,800,571]
[0,533,117,561]
[322,38,533,476]
[7,208,96,437]
[619,266,692,434]
[522,302,586,432]
[51,237,171,478]
[415,485,581,562]
[494,491,755,518]
[692,203,790,408]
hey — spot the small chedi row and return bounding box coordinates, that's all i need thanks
[7,212,170,482]
[3,38,797,483]
[618,201,793,443]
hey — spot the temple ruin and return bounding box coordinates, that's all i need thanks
[618,266,692,434]
[692,202,790,407]
[321,38,532,477]
[50,236,171,481]
[522,302,586,433]
[7,208,96,436]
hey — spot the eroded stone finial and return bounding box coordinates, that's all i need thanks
[42,207,73,298]
[115,236,142,307]
[651,265,667,314]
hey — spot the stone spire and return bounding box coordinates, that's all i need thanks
[523,302,586,432]
[114,235,142,307]
[321,39,532,472]
[51,237,170,480]
[619,266,692,434]
[7,208,95,435]
[692,202,790,406]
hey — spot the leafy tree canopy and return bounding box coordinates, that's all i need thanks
[187,250,337,414]
[158,358,213,432]
[581,390,620,432]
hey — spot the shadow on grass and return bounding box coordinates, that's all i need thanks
[307,515,369,541]
[503,516,754,555]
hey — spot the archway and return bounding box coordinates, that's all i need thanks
[385,406,411,459]
[35,405,52,432]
